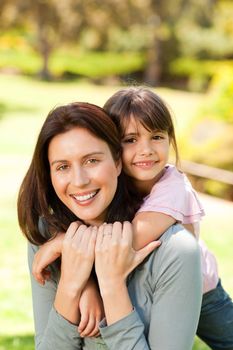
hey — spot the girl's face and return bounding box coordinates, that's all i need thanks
[121,117,170,194]
[48,127,122,227]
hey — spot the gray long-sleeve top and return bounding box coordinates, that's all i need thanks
[28,224,202,350]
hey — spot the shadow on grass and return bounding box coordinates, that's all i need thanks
[0,334,34,350]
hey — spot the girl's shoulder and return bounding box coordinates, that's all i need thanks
[152,164,191,192]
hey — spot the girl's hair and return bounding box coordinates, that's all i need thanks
[104,87,179,164]
[17,102,141,245]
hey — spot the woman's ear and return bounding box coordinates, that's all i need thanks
[116,159,122,176]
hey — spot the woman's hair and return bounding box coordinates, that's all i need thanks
[18,102,142,245]
[104,87,179,164]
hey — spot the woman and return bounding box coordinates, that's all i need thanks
[17,102,202,349]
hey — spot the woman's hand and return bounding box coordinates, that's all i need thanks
[78,277,104,338]
[32,232,65,285]
[94,221,160,325]
[60,222,97,291]
[54,222,97,324]
[95,221,160,288]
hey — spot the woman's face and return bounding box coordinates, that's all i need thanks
[48,127,122,226]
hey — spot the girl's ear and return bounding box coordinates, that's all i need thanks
[116,159,122,176]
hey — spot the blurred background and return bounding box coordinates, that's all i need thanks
[0,1,232,349]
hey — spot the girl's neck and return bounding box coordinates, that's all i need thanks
[133,168,166,196]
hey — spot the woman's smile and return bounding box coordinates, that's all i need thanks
[70,189,100,206]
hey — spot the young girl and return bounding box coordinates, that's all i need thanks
[104,87,233,350]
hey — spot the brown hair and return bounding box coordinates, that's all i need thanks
[104,87,179,164]
[17,102,141,245]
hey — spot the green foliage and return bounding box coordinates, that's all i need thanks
[203,66,233,123]
[0,46,145,78]
[51,50,146,78]
[170,58,233,92]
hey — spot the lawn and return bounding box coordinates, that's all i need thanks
[0,74,232,350]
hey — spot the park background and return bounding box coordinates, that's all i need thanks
[0,1,233,349]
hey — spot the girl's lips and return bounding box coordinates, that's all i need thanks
[71,190,99,206]
[133,160,156,169]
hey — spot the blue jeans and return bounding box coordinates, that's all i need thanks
[197,280,233,350]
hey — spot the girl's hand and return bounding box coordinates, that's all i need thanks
[78,277,104,338]
[95,221,160,292]
[32,232,65,285]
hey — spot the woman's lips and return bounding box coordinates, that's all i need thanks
[71,190,99,206]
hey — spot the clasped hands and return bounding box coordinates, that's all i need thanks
[32,221,160,337]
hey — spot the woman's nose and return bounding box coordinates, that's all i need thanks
[71,167,90,187]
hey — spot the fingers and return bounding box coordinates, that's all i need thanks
[135,240,161,266]
[78,315,100,338]
[78,313,89,333]
[64,221,84,240]
[122,221,133,245]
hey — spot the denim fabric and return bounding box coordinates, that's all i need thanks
[197,280,233,350]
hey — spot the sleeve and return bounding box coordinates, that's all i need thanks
[28,243,83,350]
[99,226,202,350]
[138,172,205,225]
[146,226,202,349]
[100,309,149,350]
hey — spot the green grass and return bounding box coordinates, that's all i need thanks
[0,74,232,350]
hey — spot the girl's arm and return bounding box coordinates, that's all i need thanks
[132,211,175,250]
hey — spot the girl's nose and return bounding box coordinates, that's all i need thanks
[138,141,154,156]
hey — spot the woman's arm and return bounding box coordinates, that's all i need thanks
[28,244,83,350]
[97,224,202,350]
[146,226,202,349]
[28,222,97,350]
[95,222,159,325]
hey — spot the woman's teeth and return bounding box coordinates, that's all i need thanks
[73,190,98,202]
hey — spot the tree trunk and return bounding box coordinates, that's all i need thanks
[144,37,162,86]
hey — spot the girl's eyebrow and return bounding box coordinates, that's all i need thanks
[123,132,138,137]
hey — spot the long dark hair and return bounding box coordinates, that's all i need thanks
[17,102,142,245]
[104,87,179,164]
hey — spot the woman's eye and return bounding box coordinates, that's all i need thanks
[57,164,69,171]
[86,158,99,165]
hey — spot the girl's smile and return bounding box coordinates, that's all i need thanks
[121,117,170,193]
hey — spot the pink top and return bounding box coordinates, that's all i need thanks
[137,164,219,293]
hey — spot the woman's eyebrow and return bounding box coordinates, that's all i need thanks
[50,159,67,166]
[50,152,105,166]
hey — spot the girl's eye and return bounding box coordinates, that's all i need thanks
[122,137,136,144]
[152,134,165,140]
